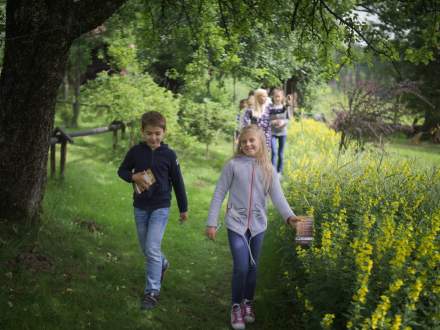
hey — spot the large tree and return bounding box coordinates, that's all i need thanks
[0,0,127,224]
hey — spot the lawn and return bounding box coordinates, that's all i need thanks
[1,120,438,329]
[0,132,296,330]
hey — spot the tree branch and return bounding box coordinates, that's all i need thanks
[217,0,231,39]
[319,0,387,56]
[72,0,127,39]
[290,0,302,31]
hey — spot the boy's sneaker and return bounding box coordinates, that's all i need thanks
[161,259,169,284]
[241,299,255,323]
[230,304,245,330]
[140,292,160,310]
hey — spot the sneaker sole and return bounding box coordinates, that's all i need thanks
[231,323,245,330]
[244,316,255,323]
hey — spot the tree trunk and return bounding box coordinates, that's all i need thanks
[422,108,440,132]
[0,0,126,225]
[71,79,81,128]
[285,76,298,97]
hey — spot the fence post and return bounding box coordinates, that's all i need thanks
[121,123,126,139]
[52,127,73,179]
[112,129,118,150]
[50,144,56,178]
[60,141,67,178]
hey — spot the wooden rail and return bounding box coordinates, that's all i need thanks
[49,121,126,178]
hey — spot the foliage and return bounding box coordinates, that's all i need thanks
[79,72,183,144]
[360,1,440,65]
[281,119,440,329]
[355,1,440,131]
[179,97,235,156]
[105,0,372,96]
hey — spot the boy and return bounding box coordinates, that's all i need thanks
[118,111,188,310]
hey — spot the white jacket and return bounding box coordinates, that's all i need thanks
[206,156,295,237]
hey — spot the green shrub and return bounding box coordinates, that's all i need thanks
[281,119,440,329]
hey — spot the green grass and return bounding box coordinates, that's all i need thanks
[384,135,440,167]
[1,122,438,329]
[0,132,296,329]
[310,84,346,120]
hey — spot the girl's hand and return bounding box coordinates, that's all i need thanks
[287,215,301,228]
[272,119,282,128]
[206,226,217,240]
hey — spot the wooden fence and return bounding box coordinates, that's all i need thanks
[49,121,126,178]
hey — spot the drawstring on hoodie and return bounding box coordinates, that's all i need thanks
[243,234,256,266]
[243,163,257,266]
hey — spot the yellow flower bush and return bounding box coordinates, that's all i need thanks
[280,118,440,329]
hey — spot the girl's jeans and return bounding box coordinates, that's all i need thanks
[227,229,265,304]
[271,135,286,173]
[134,207,169,294]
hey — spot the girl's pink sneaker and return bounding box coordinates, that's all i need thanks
[231,304,245,329]
[241,299,255,323]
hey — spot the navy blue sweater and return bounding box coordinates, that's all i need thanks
[118,142,188,213]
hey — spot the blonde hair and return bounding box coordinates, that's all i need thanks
[234,125,273,192]
[253,88,268,118]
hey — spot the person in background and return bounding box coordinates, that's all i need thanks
[241,88,271,149]
[269,88,290,178]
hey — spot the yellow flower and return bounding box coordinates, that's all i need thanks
[391,314,402,330]
[370,295,391,329]
[304,299,313,311]
[321,313,335,329]
[389,279,404,293]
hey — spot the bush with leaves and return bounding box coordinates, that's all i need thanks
[280,119,440,330]
[80,72,190,146]
[179,97,235,157]
[330,80,423,150]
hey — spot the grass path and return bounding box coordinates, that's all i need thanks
[0,134,296,330]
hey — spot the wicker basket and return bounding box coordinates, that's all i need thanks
[291,216,314,247]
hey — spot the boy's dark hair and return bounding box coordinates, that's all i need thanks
[141,111,166,130]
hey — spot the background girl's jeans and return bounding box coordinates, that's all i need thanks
[227,229,265,304]
[271,135,286,173]
[134,207,169,294]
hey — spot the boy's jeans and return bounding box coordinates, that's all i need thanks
[227,229,265,304]
[134,207,170,294]
[271,135,286,173]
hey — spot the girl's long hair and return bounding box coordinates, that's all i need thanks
[234,125,273,193]
[253,88,268,118]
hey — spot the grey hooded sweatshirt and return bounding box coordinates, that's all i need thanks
[206,155,295,237]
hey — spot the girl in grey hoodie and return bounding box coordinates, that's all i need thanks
[206,125,300,330]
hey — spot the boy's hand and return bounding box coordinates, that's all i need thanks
[206,226,217,240]
[179,212,188,222]
[132,171,150,192]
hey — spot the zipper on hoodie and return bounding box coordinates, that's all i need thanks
[247,163,255,229]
